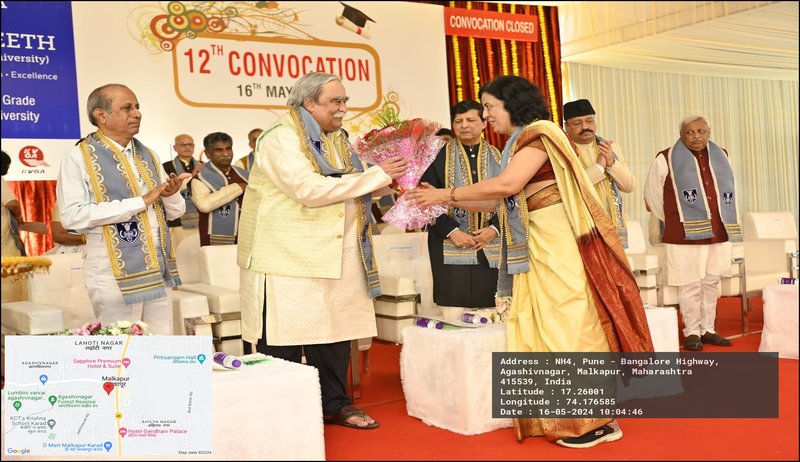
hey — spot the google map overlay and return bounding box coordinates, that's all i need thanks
[4,335,212,456]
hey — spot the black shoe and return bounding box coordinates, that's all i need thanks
[683,334,703,351]
[701,332,732,346]
[556,422,623,449]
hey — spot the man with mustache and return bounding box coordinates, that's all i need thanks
[237,72,407,429]
[644,116,738,351]
[563,99,635,247]
[420,100,502,314]
[191,132,248,247]
[57,84,189,334]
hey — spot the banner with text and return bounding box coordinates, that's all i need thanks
[1,1,449,181]
[444,7,538,42]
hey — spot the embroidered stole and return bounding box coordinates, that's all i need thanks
[81,132,180,304]
[244,152,255,170]
[196,162,249,245]
[442,139,502,266]
[592,137,628,248]
[668,140,742,241]
[171,156,199,228]
[491,127,529,297]
[291,107,381,298]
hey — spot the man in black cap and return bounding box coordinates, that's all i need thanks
[563,99,635,247]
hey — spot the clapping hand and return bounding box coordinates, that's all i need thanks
[597,139,615,168]
[162,172,193,197]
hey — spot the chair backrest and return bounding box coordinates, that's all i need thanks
[176,233,201,283]
[372,232,433,284]
[743,212,798,241]
[623,218,646,255]
[199,244,239,290]
[27,253,72,309]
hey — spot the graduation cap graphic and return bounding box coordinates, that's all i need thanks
[335,2,375,39]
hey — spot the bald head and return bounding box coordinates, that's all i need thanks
[173,134,195,160]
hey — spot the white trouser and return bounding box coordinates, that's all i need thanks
[677,274,721,337]
[83,230,173,334]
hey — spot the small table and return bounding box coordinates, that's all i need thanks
[400,324,512,435]
[400,308,681,435]
[758,283,799,359]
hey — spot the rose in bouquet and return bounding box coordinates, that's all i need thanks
[354,118,447,230]
[55,320,150,336]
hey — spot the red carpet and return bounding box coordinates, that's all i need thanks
[325,296,799,460]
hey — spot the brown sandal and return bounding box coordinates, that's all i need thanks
[324,404,380,429]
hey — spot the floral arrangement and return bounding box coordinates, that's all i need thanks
[492,295,512,323]
[354,117,447,230]
[55,320,149,336]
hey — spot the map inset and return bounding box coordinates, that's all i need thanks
[4,336,212,456]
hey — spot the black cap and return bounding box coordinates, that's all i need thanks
[340,2,375,28]
[563,99,595,120]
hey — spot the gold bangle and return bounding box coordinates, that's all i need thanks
[450,187,457,202]
[81,234,86,245]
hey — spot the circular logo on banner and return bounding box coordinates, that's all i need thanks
[18,146,50,168]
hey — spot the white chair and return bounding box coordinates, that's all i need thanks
[623,218,660,306]
[742,212,798,294]
[2,253,85,336]
[371,231,434,343]
[175,236,243,355]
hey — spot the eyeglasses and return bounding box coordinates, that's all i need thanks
[176,143,195,147]
[682,129,709,136]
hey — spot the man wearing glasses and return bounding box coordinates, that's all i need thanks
[163,134,204,247]
[644,116,740,351]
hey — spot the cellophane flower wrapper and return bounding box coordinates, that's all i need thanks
[354,118,448,230]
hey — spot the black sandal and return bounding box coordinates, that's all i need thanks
[324,404,380,430]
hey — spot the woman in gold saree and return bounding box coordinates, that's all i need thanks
[408,76,653,448]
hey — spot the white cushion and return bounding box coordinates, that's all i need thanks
[743,212,798,240]
[171,290,210,335]
[1,301,64,335]
[176,233,201,284]
[27,253,72,293]
[178,283,240,314]
[373,232,434,313]
[624,218,647,255]
[199,244,239,290]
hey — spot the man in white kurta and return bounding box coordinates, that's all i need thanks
[58,84,187,334]
[238,73,406,429]
[644,116,735,351]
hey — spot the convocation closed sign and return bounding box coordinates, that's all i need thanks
[444,7,538,42]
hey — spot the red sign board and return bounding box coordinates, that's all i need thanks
[444,7,539,42]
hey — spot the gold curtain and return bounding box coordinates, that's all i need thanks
[423,1,562,148]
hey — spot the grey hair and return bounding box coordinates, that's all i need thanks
[86,84,128,126]
[287,73,341,108]
[679,115,710,132]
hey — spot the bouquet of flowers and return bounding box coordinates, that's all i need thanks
[354,117,448,230]
[55,320,149,336]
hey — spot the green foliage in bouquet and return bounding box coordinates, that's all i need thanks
[375,98,401,128]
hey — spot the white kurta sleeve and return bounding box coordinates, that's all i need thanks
[643,153,668,222]
[160,184,186,221]
[260,127,392,208]
[57,147,147,233]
